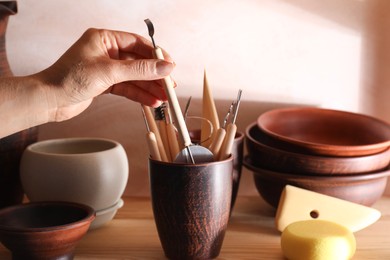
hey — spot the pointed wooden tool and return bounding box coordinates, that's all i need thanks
[201,70,220,147]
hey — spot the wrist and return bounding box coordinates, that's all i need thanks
[32,73,58,123]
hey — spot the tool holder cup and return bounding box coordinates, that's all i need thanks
[149,156,234,259]
[229,131,244,211]
[189,130,244,212]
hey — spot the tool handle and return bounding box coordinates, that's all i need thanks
[166,123,180,161]
[146,132,161,161]
[201,70,220,147]
[142,105,168,162]
[218,123,237,160]
[209,127,226,158]
[158,121,172,162]
[154,47,192,147]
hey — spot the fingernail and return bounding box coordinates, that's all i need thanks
[153,100,163,107]
[156,60,174,75]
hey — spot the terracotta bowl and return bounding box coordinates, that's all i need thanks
[0,201,95,260]
[244,156,390,209]
[257,107,390,157]
[246,122,390,175]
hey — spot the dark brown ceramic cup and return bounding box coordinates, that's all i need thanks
[149,156,233,259]
[230,131,244,211]
[189,130,244,211]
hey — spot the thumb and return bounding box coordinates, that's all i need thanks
[114,59,174,82]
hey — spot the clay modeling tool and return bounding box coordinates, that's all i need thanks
[201,70,220,148]
[218,89,242,160]
[154,103,172,162]
[141,106,161,161]
[209,103,233,158]
[144,19,214,164]
[164,104,181,161]
[180,96,192,149]
[276,185,381,233]
[183,96,192,120]
[142,105,169,162]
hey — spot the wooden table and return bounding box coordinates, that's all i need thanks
[0,196,389,259]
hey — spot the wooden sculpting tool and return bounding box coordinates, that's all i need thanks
[141,105,169,162]
[209,103,233,158]
[218,89,242,160]
[141,106,161,161]
[201,70,220,147]
[144,18,214,164]
[164,105,181,161]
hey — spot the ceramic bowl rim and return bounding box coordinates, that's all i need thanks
[246,122,390,162]
[244,156,390,182]
[25,137,122,157]
[0,201,95,232]
[256,107,390,156]
[95,199,124,216]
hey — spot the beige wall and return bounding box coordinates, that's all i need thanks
[7,0,390,196]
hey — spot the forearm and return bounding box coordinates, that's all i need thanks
[0,75,53,138]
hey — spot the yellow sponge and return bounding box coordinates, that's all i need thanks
[281,220,356,260]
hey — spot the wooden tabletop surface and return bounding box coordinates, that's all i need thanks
[0,195,389,259]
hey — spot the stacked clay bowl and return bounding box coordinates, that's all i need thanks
[244,107,390,208]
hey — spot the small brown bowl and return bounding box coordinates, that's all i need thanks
[0,202,95,260]
[244,156,390,208]
[246,122,390,175]
[257,107,390,156]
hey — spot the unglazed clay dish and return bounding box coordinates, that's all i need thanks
[257,107,390,157]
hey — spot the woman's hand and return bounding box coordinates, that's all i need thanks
[37,28,175,122]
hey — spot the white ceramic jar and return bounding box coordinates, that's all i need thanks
[20,138,128,219]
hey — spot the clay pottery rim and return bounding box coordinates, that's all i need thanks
[257,107,390,157]
[24,137,121,157]
[0,201,95,232]
[246,122,390,175]
[243,156,390,183]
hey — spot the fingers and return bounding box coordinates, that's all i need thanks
[92,28,173,62]
[107,58,175,84]
[70,28,177,107]
[110,81,167,107]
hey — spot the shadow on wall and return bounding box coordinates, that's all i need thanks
[280,0,390,124]
[280,0,363,31]
[360,0,390,196]
[360,1,390,123]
